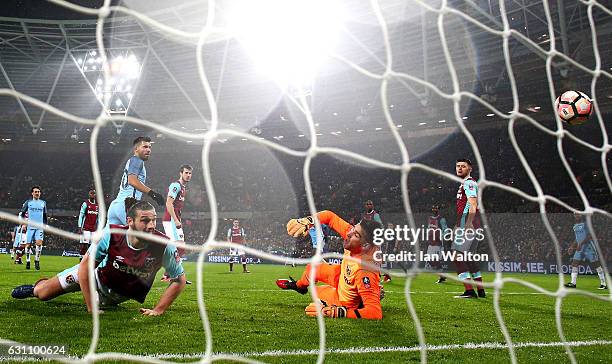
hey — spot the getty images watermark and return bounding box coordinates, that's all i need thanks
[371,225,489,263]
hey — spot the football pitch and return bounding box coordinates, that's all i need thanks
[1,256,610,363]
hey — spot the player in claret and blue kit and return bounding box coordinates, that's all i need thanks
[161,164,192,283]
[77,189,99,261]
[451,159,485,299]
[11,223,27,262]
[11,199,187,316]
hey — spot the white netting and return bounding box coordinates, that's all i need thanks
[0,0,611,363]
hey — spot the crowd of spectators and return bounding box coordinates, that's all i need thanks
[0,124,609,265]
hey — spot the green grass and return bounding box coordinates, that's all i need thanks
[1,256,610,363]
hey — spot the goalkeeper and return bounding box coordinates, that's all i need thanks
[276,210,383,320]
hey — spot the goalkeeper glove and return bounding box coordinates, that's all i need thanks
[147,190,165,206]
[305,300,347,318]
[287,216,314,237]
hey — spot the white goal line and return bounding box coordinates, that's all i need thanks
[130,339,612,359]
[3,340,608,362]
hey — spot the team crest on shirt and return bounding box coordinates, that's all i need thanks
[362,276,371,289]
[144,257,156,270]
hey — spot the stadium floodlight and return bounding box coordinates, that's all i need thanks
[72,48,143,116]
[227,0,345,88]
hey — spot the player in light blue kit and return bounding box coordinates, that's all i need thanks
[565,213,607,290]
[107,136,165,225]
[18,186,48,270]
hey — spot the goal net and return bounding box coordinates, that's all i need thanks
[0,0,610,362]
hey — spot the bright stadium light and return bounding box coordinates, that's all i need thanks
[227,0,345,87]
[72,49,142,115]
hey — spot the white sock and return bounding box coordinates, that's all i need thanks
[35,245,42,261]
[26,249,31,262]
[10,249,14,258]
[571,266,578,284]
[596,267,606,286]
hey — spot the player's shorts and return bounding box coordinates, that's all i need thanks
[13,234,23,248]
[162,220,184,241]
[26,228,44,243]
[56,263,129,306]
[573,241,599,263]
[80,230,94,245]
[229,247,246,256]
[426,244,442,257]
[57,264,81,293]
[94,271,130,307]
[107,199,127,225]
[450,228,478,253]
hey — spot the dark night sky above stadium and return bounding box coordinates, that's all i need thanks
[0,0,121,19]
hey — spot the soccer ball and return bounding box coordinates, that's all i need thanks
[555,91,592,125]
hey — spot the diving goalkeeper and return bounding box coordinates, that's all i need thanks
[276,210,383,320]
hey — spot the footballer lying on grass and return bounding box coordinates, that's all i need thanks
[277,210,384,319]
[11,198,187,316]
